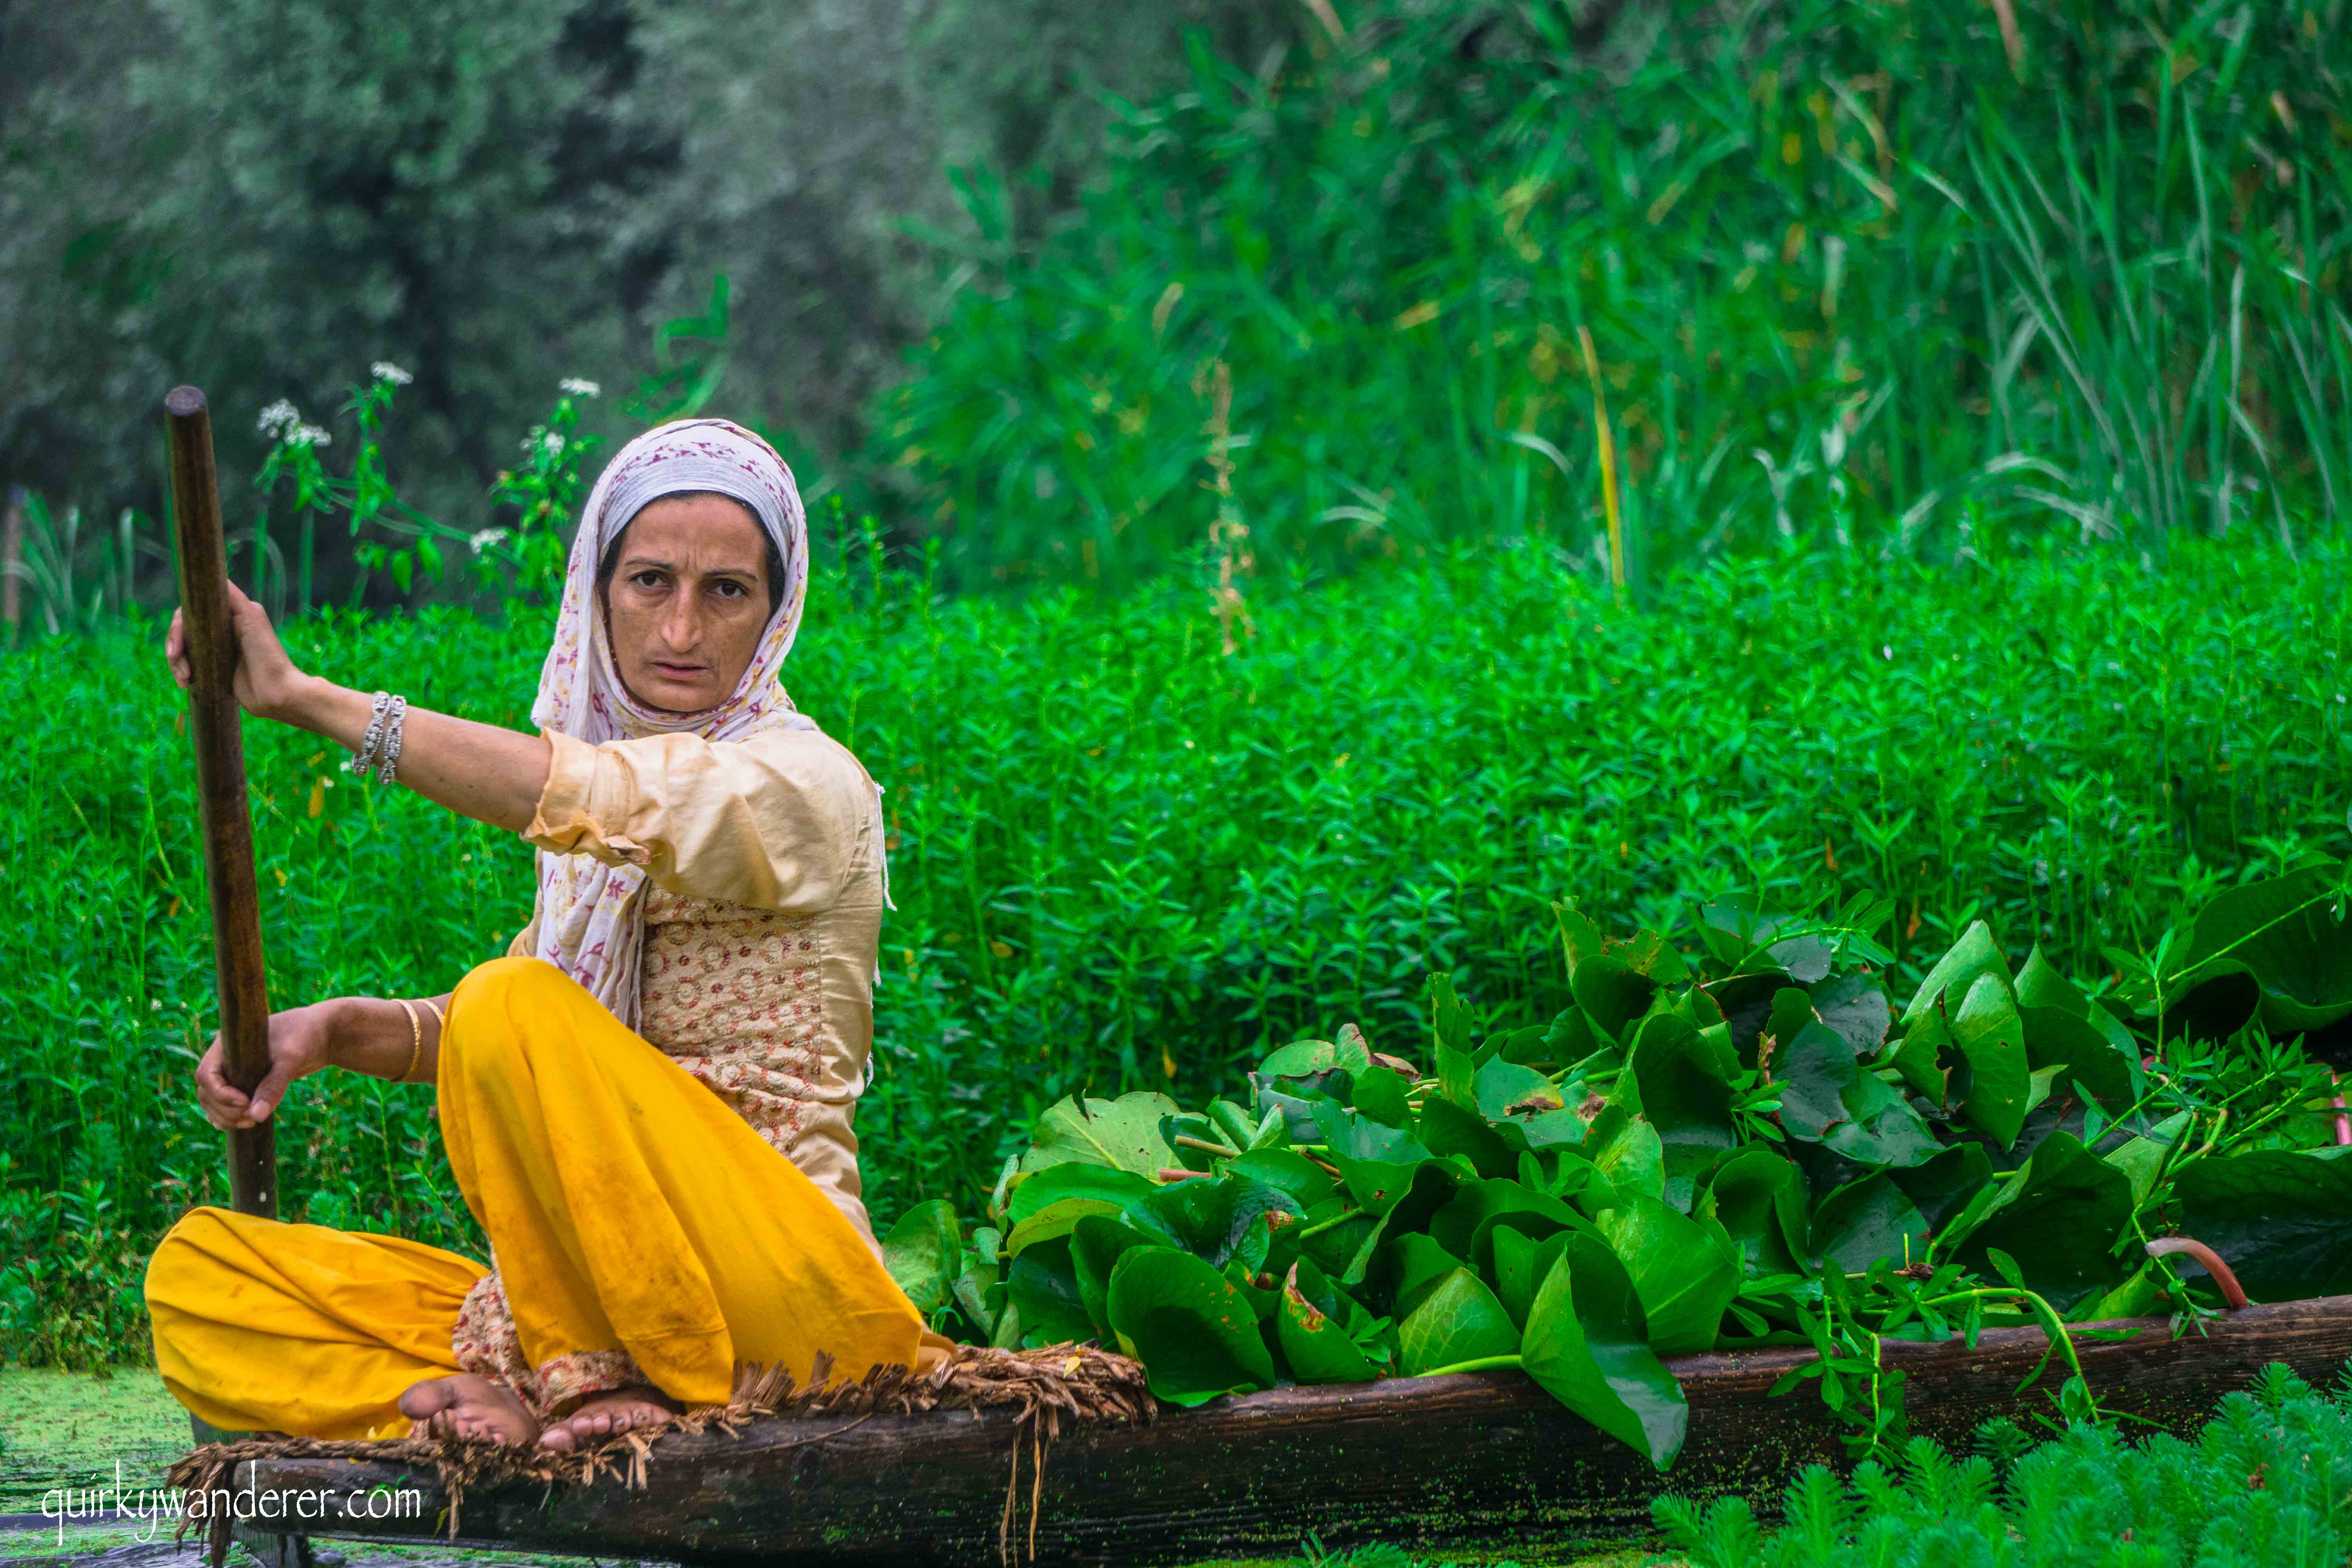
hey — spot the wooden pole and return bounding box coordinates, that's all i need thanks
[165,385,278,1219]
[2,484,24,630]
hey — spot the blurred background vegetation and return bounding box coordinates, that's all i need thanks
[0,0,1289,594]
[4,0,2345,614]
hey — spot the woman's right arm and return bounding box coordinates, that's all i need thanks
[166,577,550,833]
[194,992,454,1130]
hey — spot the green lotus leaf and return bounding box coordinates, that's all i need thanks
[1278,1264,1381,1384]
[1623,1012,1737,1156]
[1106,1246,1277,1405]
[1008,1239,1094,1347]
[1226,1148,1338,1210]
[1766,987,1821,1065]
[1005,1196,1126,1256]
[1397,1267,1521,1375]
[1492,1224,1574,1328]
[1496,1107,1590,1154]
[1541,1004,1599,1065]
[1809,1173,1929,1275]
[1700,900,1831,984]
[1589,1191,1740,1355]
[1021,1091,1181,1176]
[1902,919,2013,1027]
[1491,1023,1556,1068]
[2020,1003,2141,1111]
[1297,1196,1379,1281]
[1695,1149,1807,1278]
[1957,1131,2130,1310]
[1312,1098,1434,1214]
[1221,1258,1279,1321]
[1573,953,1660,1045]
[880,1198,962,1318]
[1258,1039,1342,1078]
[1475,1057,1561,1121]
[1778,1023,1940,1168]
[1419,1096,1515,1178]
[1950,972,2032,1148]
[1887,1142,1993,1232]
[1884,1005,1957,1106]
[1428,1176,1574,1261]
[1430,970,1476,1059]
[1383,1230,1469,1320]
[2015,944,2089,1016]
[1588,1109,1666,1201]
[2177,866,2352,1035]
[1808,973,1892,1057]
[1006,1162,1161,1225]
[1070,1213,1163,1336]
[1141,1174,1303,1272]
[1826,1065,1942,1169]
[1254,1079,1338,1144]
[1351,1062,1416,1127]
[1520,1236,1688,1470]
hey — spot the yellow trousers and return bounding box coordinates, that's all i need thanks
[146,956,922,1439]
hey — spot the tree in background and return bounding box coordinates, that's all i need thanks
[0,0,1290,603]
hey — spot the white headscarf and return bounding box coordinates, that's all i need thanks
[526,418,823,1027]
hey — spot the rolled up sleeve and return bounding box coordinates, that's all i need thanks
[524,728,871,913]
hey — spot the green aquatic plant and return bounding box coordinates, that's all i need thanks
[887,871,2351,1468]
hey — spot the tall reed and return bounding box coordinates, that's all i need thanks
[882,0,2349,590]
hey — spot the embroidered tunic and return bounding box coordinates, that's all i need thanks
[451,721,892,1410]
[511,722,887,1237]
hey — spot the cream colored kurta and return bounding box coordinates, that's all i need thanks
[506,722,889,1245]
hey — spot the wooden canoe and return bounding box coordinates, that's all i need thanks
[215,1294,2352,1565]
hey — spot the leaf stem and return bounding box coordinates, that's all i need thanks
[1172,1133,1241,1158]
[1292,1205,1367,1241]
[1414,1354,1524,1377]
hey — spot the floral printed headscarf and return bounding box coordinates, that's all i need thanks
[526,418,817,1027]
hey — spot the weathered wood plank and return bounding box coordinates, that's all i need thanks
[229,1295,2352,1564]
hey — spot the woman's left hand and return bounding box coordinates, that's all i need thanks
[165,577,317,724]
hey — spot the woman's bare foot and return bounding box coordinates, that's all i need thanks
[397,1374,539,1445]
[538,1385,679,1452]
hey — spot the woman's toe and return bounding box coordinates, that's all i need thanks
[397,1379,456,1421]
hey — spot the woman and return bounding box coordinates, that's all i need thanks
[144,419,925,1451]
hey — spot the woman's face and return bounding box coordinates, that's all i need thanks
[599,494,773,713]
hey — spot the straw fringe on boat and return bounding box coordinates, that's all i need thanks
[167,1342,1153,1564]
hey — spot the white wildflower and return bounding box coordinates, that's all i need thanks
[559,378,601,398]
[540,430,565,457]
[371,361,414,385]
[257,399,301,439]
[469,527,511,554]
[290,423,332,448]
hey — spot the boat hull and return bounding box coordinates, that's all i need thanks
[223,1294,2352,1564]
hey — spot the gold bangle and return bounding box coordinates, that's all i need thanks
[420,998,445,1034]
[394,999,423,1084]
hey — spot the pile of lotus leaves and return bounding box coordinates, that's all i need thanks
[882,865,2352,1468]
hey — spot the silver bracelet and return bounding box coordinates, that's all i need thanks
[346,690,395,775]
[375,695,408,784]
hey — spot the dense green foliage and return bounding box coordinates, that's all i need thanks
[1655,1363,2352,1568]
[877,869,2348,1465]
[889,0,2352,586]
[4,535,2347,1367]
[10,1,2349,615]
